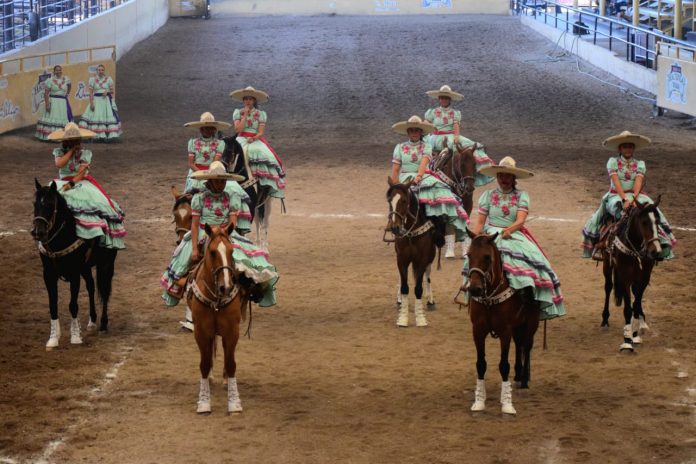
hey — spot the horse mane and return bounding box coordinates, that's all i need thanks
[41,183,76,229]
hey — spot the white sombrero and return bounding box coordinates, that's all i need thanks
[425,84,464,102]
[479,156,534,179]
[184,112,231,130]
[602,130,651,151]
[47,122,96,141]
[392,115,435,135]
[191,161,245,181]
[229,86,269,103]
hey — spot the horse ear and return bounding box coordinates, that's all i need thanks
[35,178,42,191]
[204,223,213,237]
[171,185,181,199]
[49,181,58,192]
[466,227,476,240]
[488,232,499,242]
[653,195,661,208]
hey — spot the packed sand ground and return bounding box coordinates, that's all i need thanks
[1,11,696,464]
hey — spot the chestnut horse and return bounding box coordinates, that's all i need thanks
[600,198,663,352]
[460,231,540,415]
[170,187,193,245]
[385,178,438,327]
[186,224,251,414]
[430,143,478,215]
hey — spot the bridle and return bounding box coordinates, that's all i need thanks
[465,240,515,308]
[33,191,84,258]
[188,236,240,310]
[610,205,662,267]
[384,185,433,242]
[432,144,476,199]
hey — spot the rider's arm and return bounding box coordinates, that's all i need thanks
[503,210,528,239]
[54,147,76,168]
[471,212,487,235]
[609,173,631,210]
[415,155,430,183]
[391,163,400,184]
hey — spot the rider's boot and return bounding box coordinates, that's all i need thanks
[179,305,194,332]
[444,234,455,259]
[46,318,61,351]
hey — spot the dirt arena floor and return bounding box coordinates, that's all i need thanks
[1,10,696,464]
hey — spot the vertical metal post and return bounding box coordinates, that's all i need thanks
[599,0,606,16]
[632,0,640,26]
[609,21,613,52]
[674,0,683,39]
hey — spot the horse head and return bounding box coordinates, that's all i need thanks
[220,135,248,180]
[465,230,501,298]
[630,195,663,260]
[386,177,415,235]
[171,186,192,245]
[32,179,66,242]
[203,224,238,299]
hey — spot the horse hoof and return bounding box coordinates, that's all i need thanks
[426,301,436,309]
[501,404,517,416]
[98,329,108,335]
[87,320,97,331]
[619,342,634,352]
[470,401,485,412]
[632,335,642,344]
[600,322,609,328]
[197,403,211,414]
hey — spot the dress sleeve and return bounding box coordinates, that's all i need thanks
[79,149,92,166]
[65,76,71,85]
[636,160,646,177]
[454,110,462,124]
[392,144,402,165]
[191,193,203,217]
[517,190,530,213]
[478,190,491,216]
[88,77,95,90]
[423,141,433,159]
[53,148,64,159]
[606,157,618,176]
[216,139,226,156]
[232,108,241,121]
[187,138,196,157]
[258,110,267,124]
[424,108,434,122]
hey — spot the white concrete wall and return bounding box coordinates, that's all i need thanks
[521,16,656,94]
[0,0,169,62]
[214,0,510,16]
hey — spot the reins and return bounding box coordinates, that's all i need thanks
[432,145,476,199]
[609,206,661,269]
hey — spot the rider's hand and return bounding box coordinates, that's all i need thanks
[623,199,631,210]
[414,174,423,184]
[191,249,200,262]
[502,228,512,239]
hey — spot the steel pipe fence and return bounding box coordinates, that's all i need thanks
[1,0,130,54]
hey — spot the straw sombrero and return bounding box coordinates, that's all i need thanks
[392,115,435,135]
[191,161,245,181]
[602,131,651,151]
[47,122,96,141]
[479,156,534,179]
[425,84,464,102]
[229,86,269,103]
[184,112,231,130]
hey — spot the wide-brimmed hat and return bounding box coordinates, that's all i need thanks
[184,112,231,130]
[47,122,96,141]
[191,161,245,181]
[425,84,464,102]
[602,130,651,151]
[392,115,435,135]
[229,86,269,103]
[479,156,534,179]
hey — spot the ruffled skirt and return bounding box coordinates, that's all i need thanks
[35,96,73,141]
[79,95,122,140]
[238,136,286,199]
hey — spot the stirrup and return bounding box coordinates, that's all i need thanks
[591,247,604,261]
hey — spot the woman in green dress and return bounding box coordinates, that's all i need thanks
[461,157,565,321]
[36,65,74,141]
[47,122,126,250]
[581,131,676,260]
[79,64,122,141]
[161,162,278,331]
[424,84,495,258]
[183,112,252,234]
[229,86,286,199]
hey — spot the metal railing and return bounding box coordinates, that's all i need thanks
[1,0,131,54]
[510,0,695,69]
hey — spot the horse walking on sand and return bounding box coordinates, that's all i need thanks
[459,231,540,415]
[186,224,251,414]
[31,180,118,349]
[599,198,664,352]
[385,178,440,327]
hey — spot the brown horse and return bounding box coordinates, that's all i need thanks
[385,178,438,327]
[171,186,192,245]
[600,198,663,352]
[186,224,250,414]
[460,230,540,415]
[430,143,478,215]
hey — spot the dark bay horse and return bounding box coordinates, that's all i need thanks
[460,230,540,415]
[430,143,478,215]
[600,198,663,352]
[385,178,439,327]
[186,224,251,414]
[31,180,118,349]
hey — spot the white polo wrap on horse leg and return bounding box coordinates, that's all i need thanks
[70,317,83,345]
[619,324,634,352]
[414,299,428,327]
[46,318,61,350]
[500,381,516,415]
[180,306,194,332]
[228,377,243,413]
[631,317,642,344]
[638,316,649,332]
[471,379,486,411]
[197,377,211,414]
[445,234,455,258]
[397,296,409,327]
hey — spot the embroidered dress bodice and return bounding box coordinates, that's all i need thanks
[233,108,267,134]
[53,148,92,179]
